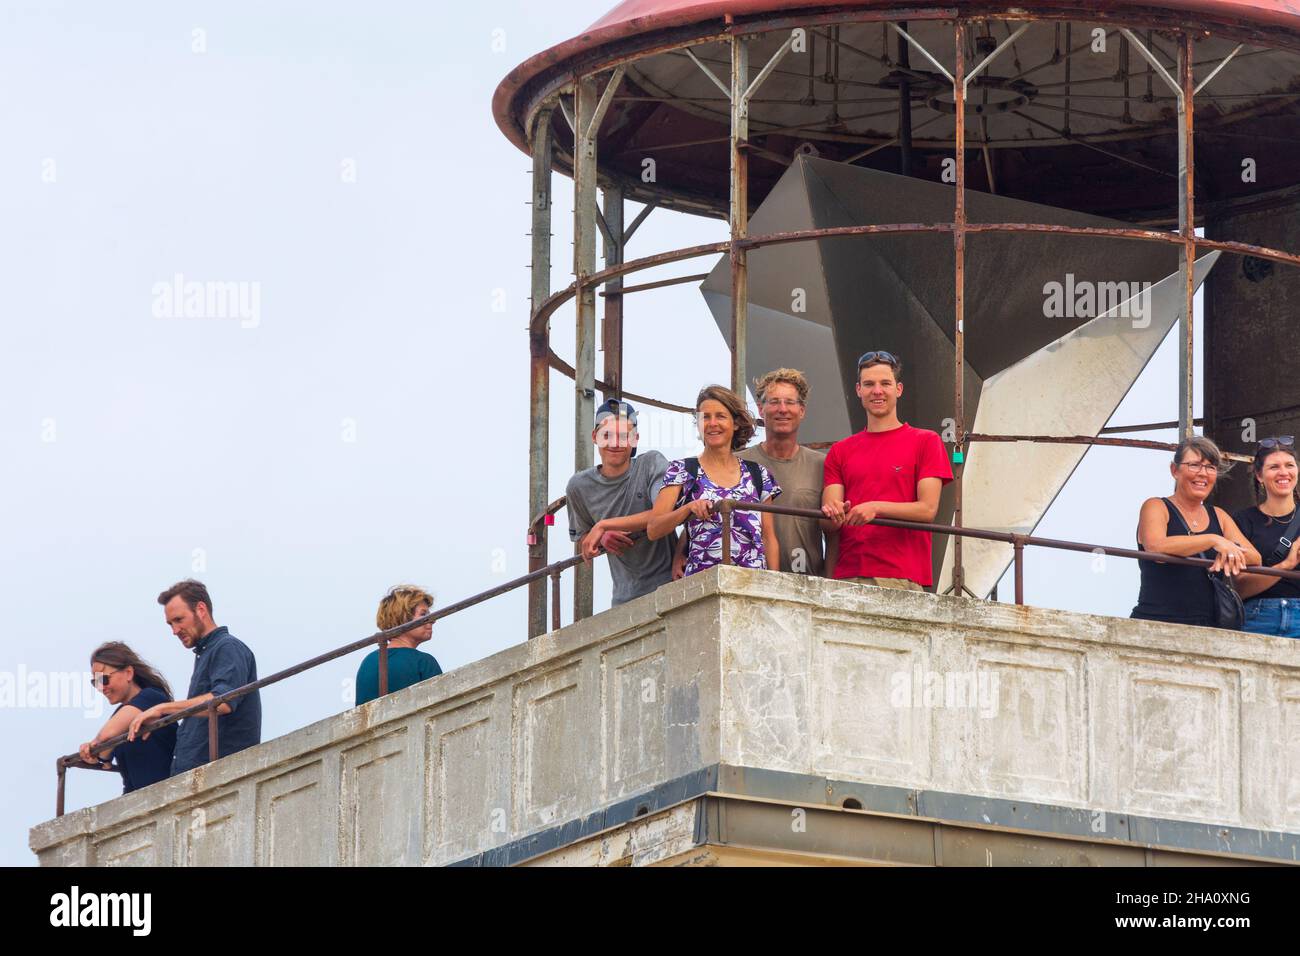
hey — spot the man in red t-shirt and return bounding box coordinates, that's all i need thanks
[822,351,954,590]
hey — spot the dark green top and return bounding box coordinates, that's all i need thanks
[355,647,442,706]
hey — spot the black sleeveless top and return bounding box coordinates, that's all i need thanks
[1131,498,1219,626]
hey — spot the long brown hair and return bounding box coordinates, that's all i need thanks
[90,642,173,699]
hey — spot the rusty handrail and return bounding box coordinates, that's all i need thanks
[966,432,1255,465]
[55,548,593,816]
[715,499,1300,606]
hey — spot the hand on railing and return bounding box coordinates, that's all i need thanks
[578,525,633,561]
[685,499,714,522]
[76,742,113,770]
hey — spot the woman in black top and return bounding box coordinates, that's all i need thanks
[1132,436,1259,628]
[1232,438,1300,638]
[80,642,178,793]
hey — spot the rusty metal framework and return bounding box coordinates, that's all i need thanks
[524,10,1300,630]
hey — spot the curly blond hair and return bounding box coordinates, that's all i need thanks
[376,585,434,631]
[753,368,809,406]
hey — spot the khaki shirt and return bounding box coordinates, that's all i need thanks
[739,443,827,575]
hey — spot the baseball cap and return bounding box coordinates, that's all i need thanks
[594,399,639,456]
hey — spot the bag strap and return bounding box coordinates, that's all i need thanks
[1269,507,1300,564]
[1164,498,1214,562]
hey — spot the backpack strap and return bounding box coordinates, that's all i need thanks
[675,457,700,507]
[678,457,764,505]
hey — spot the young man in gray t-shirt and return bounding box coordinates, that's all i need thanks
[566,399,675,605]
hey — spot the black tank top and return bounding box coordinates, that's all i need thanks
[1132,498,1219,625]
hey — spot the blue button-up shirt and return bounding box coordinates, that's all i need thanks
[171,626,262,775]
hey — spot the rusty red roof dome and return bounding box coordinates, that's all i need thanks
[495,1,1300,220]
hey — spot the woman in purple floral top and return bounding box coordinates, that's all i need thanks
[648,384,780,573]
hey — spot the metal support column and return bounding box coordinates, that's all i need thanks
[602,186,625,399]
[898,23,913,177]
[574,75,599,622]
[729,35,750,398]
[1178,33,1196,438]
[1123,26,1198,438]
[952,24,968,596]
[527,107,554,639]
[571,67,623,622]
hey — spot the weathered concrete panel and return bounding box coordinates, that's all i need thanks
[811,614,931,784]
[31,567,1300,866]
[424,696,497,864]
[970,644,1086,804]
[601,631,667,799]
[1287,681,1300,830]
[513,661,584,830]
[94,822,158,867]
[1118,660,1239,821]
[173,793,239,867]
[340,728,409,866]
[256,761,327,867]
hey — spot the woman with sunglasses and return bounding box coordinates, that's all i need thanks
[79,643,177,793]
[1232,437,1300,637]
[1132,436,1259,628]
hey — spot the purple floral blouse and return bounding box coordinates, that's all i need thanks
[663,458,781,574]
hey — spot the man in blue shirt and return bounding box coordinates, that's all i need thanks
[355,585,442,705]
[128,580,262,775]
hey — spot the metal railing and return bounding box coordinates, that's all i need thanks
[715,500,1300,605]
[58,501,1300,817]
[55,550,591,817]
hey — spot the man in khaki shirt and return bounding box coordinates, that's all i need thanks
[739,368,831,576]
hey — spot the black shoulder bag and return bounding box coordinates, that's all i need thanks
[1166,500,1245,630]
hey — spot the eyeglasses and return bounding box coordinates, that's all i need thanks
[1178,460,1218,474]
[90,668,120,689]
[857,350,899,370]
[762,398,804,408]
[1259,436,1295,451]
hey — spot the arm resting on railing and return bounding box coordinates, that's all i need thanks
[128,693,230,741]
[1137,498,1260,574]
[1237,538,1300,599]
[647,485,711,540]
[579,511,653,561]
[841,477,944,526]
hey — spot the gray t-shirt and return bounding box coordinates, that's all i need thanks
[566,450,674,605]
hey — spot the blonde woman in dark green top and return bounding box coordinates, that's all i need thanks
[355,585,442,705]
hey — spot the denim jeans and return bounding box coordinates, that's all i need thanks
[1243,598,1300,638]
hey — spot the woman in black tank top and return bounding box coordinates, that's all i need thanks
[1132,437,1259,628]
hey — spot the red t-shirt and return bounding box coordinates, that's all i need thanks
[823,423,954,585]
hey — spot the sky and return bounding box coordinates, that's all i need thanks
[1,1,1207,866]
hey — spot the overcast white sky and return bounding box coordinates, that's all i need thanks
[1,1,1204,865]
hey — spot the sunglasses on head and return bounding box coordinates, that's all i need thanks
[857,350,899,369]
[1259,436,1295,451]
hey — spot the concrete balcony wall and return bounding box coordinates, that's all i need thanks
[30,567,1300,866]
